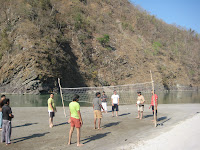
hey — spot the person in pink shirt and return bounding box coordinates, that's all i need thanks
[149,90,158,121]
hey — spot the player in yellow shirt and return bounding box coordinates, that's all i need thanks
[48,93,57,128]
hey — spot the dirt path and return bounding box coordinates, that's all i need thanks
[0,104,199,150]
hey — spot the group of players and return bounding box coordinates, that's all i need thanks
[48,90,158,147]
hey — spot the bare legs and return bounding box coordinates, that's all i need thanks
[136,111,140,119]
[68,126,74,145]
[68,127,83,147]
[140,111,143,120]
[112,111,118,117]
[94,118,102,130]
[94,118,96,129]
[49,117,53,128]
[136,111,143,119]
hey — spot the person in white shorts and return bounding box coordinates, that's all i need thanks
[136,92,145,120]
[101,91,108,113]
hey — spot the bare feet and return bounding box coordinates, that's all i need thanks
[68,142,71,145]
[136,117,139,119]
[98,128,102,130]
[77,143,84,147]
[140,118,142,120]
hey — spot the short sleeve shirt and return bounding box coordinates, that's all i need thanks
[137,95,145,105]
[69,102,80,119]
[101,94,108,102]
[151,94,158,105]
[2,105,12,121]
[48,98,56,112]
[93,97,102,110]
[111,94,119,104]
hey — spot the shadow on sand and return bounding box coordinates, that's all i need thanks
[103,122,121,128]
[81,132,111,144]
[13,123,38,129]
[157,116,171,126]
[118,113,130,117]
[12,132,50,143]
[54,122,68,127]
[144,115,153,118]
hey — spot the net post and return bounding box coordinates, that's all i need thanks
[58,78,67,118]
[150,70,157,127]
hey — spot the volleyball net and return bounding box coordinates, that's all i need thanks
[59,81,156,105]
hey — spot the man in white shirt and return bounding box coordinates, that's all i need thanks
[111,90,119,117]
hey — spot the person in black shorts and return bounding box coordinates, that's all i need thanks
[111,90,119,117]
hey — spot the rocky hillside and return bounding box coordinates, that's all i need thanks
[0,0,199,94]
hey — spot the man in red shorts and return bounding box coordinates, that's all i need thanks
[68,94,83,147]
[149,90,158,121]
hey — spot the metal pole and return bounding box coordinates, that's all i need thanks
[58,78,67,118]
[150,70,157,127]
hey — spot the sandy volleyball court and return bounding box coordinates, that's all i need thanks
[0,104,199,150]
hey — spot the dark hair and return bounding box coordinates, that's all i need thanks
[96,92,101,97]
[102,91,105,93]
[1,95,5,98]
[137,92,141,95]
[4,98,9,104]
[151,90,155,93]
[113,90,116,92]
[73,94,79,101]
[50,93,54,95]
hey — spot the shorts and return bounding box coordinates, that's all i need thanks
[70,117,81,128]
[112,104,119,111]
[152,106,157,116]
[49,112,55,118]
[101,102,107,111]
[94,110,102,119]
[138,105,144,112]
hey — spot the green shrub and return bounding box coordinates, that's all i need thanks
[97,34,110,47]
[152,41,162,55]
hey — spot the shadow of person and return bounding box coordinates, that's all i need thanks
[12,132,50,143]
[118,113,130,116]
[143,115,153,118]
[12,123,38,128]
[102,122,120,128]
[157,117,171,126]
[157,116,167,121]
[81,132,111,144]
[54,122,68,127]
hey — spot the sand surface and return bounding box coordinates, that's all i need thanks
[121,113,200,150]
[0,104,199,150]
